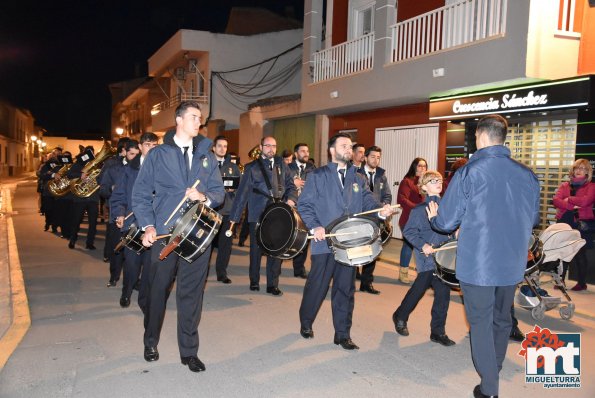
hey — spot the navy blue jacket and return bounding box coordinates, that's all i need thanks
[110,154,141,230]
[132,131,225,235]
[216,154,242,216]
[357,166,392,205]
[403,196,451,273]
[297,162,382,255]
[430,145,540,286]
[229,156,298,223]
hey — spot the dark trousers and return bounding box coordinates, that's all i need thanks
[106,223,124,283]
[41,195,57,230]
[215,215,233,279]
[70,200,98,245]
[144,245,211,357]
[55,197,73,238]
[122,246,150,301]
[460,282,516,397]
[292,243,309,276]
[394,270,451,335]
[239,214,250,244]
[248,222,281,288]
[360,260,376,286]
[299,253,356,340]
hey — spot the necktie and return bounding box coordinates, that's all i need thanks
[218,160,223,169]
[339,169,346,187]
[268,159,274,170]
[299,164,305,177]
[183,146,190,174]
[369,171,375,192]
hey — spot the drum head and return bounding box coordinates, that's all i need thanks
[170,202,200,241]
[258,204,297,252]
[326,216,380,249]
[434,241,457,272]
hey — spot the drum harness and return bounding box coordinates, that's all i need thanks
[253,158,284,204]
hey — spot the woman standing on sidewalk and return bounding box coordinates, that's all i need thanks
[396,157,426,284]
[553,158,595,291]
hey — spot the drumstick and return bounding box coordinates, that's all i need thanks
[352,204,400,217]
[124,211,134,220]
[155,234,172,240]
[307,231,357,239]
[430,244,458,252]
[225,221,236,238]
[164,179,200,226]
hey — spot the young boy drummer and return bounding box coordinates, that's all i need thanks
[391,170,455,346]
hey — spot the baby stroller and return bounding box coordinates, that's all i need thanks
[515,223,586,321]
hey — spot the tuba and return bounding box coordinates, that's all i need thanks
[47,161,76,197]
[70,139,117,198]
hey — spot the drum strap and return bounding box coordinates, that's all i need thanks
[256,158,279,201]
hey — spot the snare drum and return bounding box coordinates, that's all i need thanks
[325,215,382,266]
[167,201,222,263]
[434,233,543,288]
[380,219,393,245]
[256,202,308,259]
[122,223,146,254]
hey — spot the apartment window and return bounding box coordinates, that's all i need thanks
[349,0,375,39]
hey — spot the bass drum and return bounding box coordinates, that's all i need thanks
[434,233,544,288]
[256,202,308,259]
[167,201,222,263]
[325,215,382,267]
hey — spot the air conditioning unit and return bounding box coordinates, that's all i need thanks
[175,67,186,80]
[188,59,197,71]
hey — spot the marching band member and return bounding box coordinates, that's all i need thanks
[287,143,315,279]
[38,148,62,233]
[356,145,392,294]
[211,135,241,284]
[229,136,297,296]
[297,133,394,350]
[110,134,157,308]
[132,101,224,372]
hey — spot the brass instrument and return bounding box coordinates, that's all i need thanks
[47,161,76,197]
[70,139,117,198]
[248,145,261,160]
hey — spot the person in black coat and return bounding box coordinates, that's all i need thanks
[229,136,298,296]
[287,143,315,279]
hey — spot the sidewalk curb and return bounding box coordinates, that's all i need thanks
[0,186,31,371]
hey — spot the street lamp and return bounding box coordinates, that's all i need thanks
[116,127,124,135]
[31,135,38,143]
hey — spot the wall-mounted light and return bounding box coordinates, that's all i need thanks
[31,135,38,142]
[116,127,124,135]
[330,91,339,99]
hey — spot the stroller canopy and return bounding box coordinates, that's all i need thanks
[538,223,585,263]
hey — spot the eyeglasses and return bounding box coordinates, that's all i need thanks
[427,179,443,184]
[262,144,277,148]
[574,166,588,171]
[417,164,427,168]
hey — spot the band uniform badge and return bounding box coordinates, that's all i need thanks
[379,182,384,190]
[353,183,359,193]
[202,158,209,168]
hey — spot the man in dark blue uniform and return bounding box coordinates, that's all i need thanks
[428,115,540,397]
[297,133,395,350]
[229,136,298,296]
[211,135,242,284]
[287,143,315,279]
[132,101,225,373]
[356,145,393,294]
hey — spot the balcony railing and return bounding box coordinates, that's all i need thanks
[390,0,507,63]
[151,92,208,115]
[312,33,374,83]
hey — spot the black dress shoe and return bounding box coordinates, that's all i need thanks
[238,242,245,247]
[68,240,75,249]
[333,336,359,350]
[249,284,260,291]
[107,280,117,287]
[120,296,130,308]
[393,313,409,336]
[144,346,159,362]
[266,286,283,296]
[294,272,308,279]
[217,276,232,284]
[103,256,109,263]
[430,333,456,346]
[86,244,96,250]
[360,284,381,295]
[509,326,525,342]
[181,356,206,372]
[473,384,498,398]
[300,327,314,339]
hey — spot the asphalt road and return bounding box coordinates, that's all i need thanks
[1,180,594,397]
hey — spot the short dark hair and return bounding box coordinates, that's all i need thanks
[328,132,352,150]
[175,101,201,119]
[282,149,292,158]
[117,137,131,152]
[140,132,158,144]
[365,145,382,156]
[352,143,365,152]
[293,143,308,153]
[213,135,228,146]
[125,139,139,151]
[476,114,508,144]
[260,136,275,146]
[405,157,427,179]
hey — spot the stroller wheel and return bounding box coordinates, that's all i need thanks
[559,305,574,320]
[531,305,546,321]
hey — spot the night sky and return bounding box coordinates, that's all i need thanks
[0,0,303,137]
